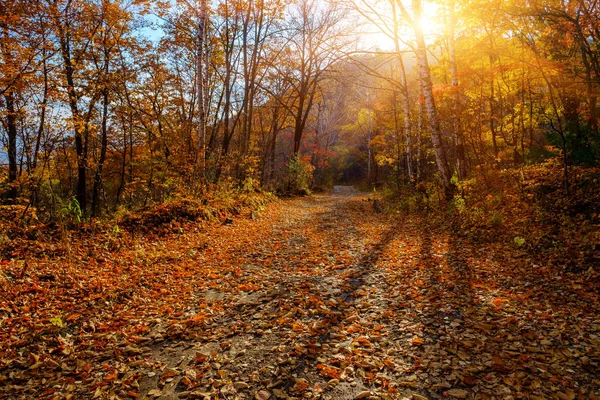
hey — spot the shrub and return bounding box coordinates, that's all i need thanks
[285,155,314,196]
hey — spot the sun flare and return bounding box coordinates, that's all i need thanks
[417,15,441,37]
[358,2,441,50]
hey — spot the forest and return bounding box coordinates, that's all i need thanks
[1,0,600,209]
[1,0,599,399]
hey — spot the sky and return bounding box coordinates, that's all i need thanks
[0,0,442,167]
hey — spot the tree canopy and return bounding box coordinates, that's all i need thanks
[0,0,598,210]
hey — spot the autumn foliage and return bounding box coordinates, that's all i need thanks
[1,0,600,399]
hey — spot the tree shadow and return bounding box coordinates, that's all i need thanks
[408,216,600,398]
[284,203,600,398]
[387,217,517,397]
[275,195,401,391]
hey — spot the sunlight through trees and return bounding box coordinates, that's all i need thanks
[1,0,598,211]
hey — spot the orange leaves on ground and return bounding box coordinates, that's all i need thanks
[193,352,209,364]
[382,358,396,369]
[316,364,341,379]
[66,313,81,321]
[3,194,600,399]
[492,297,507,307]
[292,321,306,333]
[354,337,372,347]
[411,337,425,345]
[238,282,260,291]
[104,373,118,382]
[186,313,206,326]
[292,378,310,393]
[345,324,362,334]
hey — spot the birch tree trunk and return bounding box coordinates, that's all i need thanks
[412,0,453,197]
[196,0,208,179]
[396,0,454,197]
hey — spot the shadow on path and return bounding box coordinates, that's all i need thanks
[273,195,400,394]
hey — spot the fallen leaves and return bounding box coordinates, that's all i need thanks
[411,337,424,345]
[317,363,342,379]
[354,390,372,399]
[1,193,599,399]
[445,388,469,398]
[146,389,162,397]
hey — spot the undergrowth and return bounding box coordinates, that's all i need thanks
[382,158,600,273]
[0,183,277,260]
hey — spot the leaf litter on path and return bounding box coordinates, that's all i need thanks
[1,193,599,399]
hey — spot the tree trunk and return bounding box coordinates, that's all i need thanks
[33,37,49,171]
[115,113,128,205]
[293,94,306,155]
[399,60,414,182]
[54,7,88,213]
[196,0,208,177]
[4,90,18,203]
[413,2,453,197]
[392,90,403,186]
[489,53,499,164]
[92,89,108,217]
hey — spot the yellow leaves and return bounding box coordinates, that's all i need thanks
[374,154,395,167]
[49,316,64,328]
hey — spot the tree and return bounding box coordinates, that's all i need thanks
[394,0,454,196]
[0,1,43,203]
[47,0,106,214]
[351,0,417,182]
[89,0,142,216]
[285,0,350,156]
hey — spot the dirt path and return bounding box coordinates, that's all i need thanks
[332,186,362,195]
[2,193,599,399]
[139,191,391,399]
[134,193,599,400]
